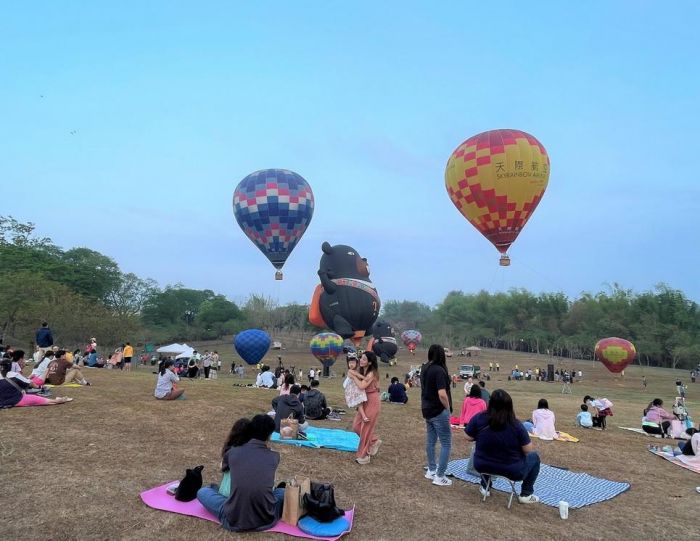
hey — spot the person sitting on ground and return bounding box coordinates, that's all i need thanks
[217,418,253,497]
[0,359,73,408]
[197,414,285,532]
[10,349,26,375]
[257,366,276,388]
[465,389,541,504]
[298,384,309,403]
[154,360,184,400]
[304,380,331,419]
[478,381,490,405]
[524,398,557,440]
[273,384,308,433]
[29,351,55,385]
[458,384,487,426]
[45,350,91,386]
[278,373,295,396]
[642,398,676,437]
[388,377,408,404]
[577,404,593,428]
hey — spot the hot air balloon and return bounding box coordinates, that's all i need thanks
[308,242,380,346]
[367,320,398,364]
[233,169,314,279]
[234,329,271,365]
[401,330,422,355]
[595,337,636,374]
[310,332,344,377]
[445,129,550,266]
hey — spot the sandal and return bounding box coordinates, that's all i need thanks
[55,397,74,404]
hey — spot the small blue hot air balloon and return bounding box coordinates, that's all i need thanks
[234,329,271,365]
[233,169,314,280]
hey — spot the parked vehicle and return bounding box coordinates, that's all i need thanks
[459,364,481,379]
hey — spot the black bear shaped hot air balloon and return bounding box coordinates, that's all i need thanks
[308,242,380,347]
[367,320,398,365]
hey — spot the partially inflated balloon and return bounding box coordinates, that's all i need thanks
[445,129,549,266]
[401,330,422,353]
[233,169,314,279]
[595,337,636,374]
[234,329,271,365]
[310,332,344,367]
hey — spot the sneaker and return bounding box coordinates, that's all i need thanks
[432,475,452,487]
[424,469,436,480]
[355,455,371,465]
[518,494,540,504]
[479,486,491,497]
[369,439,382,456]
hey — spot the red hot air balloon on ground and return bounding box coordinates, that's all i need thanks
[595,337,636,374]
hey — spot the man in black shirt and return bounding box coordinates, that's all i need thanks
[420,345,453,487]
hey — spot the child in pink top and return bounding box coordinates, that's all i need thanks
[458,384,487,426]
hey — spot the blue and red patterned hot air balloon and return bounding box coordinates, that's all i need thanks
[233,169,314,280]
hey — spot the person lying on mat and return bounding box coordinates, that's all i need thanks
[0,359,73,408]
[642,398,676,437]
[154,360,184,400]
[523,399,557,440]
[272,385,309,433]
[197,414,285,531]
[465,389,541,504]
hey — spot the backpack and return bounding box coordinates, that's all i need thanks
[174,465,204,502]
[303,482,345,522]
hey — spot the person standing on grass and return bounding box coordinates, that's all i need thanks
[421,344,453,487]
[349,352,382,465]
[203,351,212,379]
[123,342,134,372]
[35,322,53,355]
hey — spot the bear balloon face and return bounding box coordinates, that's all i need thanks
[320,242,370,281]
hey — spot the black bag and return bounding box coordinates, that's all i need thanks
[303,482,345,522]
[174,465,204,502]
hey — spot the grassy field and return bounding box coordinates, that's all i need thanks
[3,347,697,540]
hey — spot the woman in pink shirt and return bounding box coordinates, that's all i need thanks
[642,398,676,436]
[530,399,557,440]
[459,384,487,426]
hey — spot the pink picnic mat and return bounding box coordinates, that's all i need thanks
[648,449,700,474]
[140,482,355,540]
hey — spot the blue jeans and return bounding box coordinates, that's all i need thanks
[425,409,452,476]
[479,452,541,497]
[197,485,285,530]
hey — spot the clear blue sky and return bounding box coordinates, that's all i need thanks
[3,2,699,306]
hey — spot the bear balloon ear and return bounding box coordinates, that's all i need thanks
[322,242,333,254]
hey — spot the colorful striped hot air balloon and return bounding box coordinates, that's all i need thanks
[233,169,314,280]
[234,329,271,365]
[595,337,636,374]
[401,330,422,354]
[445,129,550,266]
[309,332,344,368]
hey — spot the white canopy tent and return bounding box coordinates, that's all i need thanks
[175,345,195,360]
[156,343,188,354]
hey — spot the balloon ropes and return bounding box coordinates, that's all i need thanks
[595,337,636,374]
[234,329,271,365]
[445,129,550,266]
[233,169,314,280]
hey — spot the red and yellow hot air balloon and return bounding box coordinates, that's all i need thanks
[445,129,550,266]
[595,337,636,374]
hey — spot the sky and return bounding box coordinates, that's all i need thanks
[2,1,699,307]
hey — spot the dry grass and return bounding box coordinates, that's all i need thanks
[2,348,697,540]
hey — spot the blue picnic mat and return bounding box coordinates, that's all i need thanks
[445,458,630,509]
[271,426,359,452]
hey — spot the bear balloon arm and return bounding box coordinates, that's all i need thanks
[318,270,337,294]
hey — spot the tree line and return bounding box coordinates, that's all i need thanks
[1,216,698,368]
